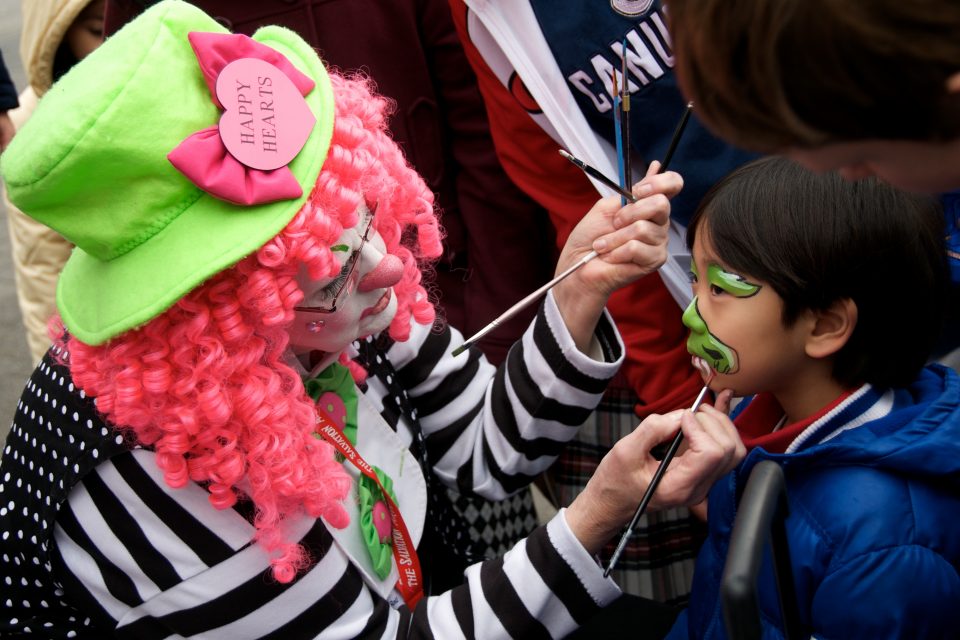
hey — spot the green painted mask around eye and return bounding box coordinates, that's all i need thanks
[707,264,761,298]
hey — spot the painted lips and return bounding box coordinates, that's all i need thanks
[692,356,714,380]
[361,289,392,319]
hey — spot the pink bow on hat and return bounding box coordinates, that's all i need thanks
[168,32,317,206]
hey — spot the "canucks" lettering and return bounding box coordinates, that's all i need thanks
[567,9,673,113]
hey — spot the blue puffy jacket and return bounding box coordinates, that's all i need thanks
[668,365,960,639]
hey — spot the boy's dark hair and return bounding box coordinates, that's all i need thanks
[667,0,960,151]
[686,156,948,389]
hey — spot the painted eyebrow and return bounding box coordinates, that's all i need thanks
[706,264,762,297]
[331,205,375,253]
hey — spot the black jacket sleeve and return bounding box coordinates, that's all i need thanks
[0,50,19,112]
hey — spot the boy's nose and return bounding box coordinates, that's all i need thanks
[358,254,403,292]
[681,298,707,333]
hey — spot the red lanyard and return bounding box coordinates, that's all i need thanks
[315,409,425,609]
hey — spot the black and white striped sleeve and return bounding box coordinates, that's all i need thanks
[54,450,621,638]
[388,291,624,498]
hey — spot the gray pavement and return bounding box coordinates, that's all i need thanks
[1,0,34,445]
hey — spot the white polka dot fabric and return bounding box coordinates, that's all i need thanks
[0,348,128,636]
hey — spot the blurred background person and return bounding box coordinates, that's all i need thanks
[2,0,105,364]
[0,49,17,150]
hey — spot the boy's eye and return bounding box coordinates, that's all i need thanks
[710,283,726,296]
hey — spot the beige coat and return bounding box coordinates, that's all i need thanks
[3,0,95,362]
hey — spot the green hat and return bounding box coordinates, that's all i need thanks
[0,0,335,345]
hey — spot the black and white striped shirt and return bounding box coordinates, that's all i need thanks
[1,294,624,638]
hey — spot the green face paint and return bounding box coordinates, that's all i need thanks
[682,298,740,374]
[683,262,762,374]
[706,264,761,298]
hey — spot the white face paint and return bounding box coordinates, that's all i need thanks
[288,206,404,372]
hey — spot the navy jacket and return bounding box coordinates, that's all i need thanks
[669,365,960,639]
[0,50,18,111]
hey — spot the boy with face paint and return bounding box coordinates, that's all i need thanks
[657,156,960,639]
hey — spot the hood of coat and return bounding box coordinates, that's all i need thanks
[20,0,98,96]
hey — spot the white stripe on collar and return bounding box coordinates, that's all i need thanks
[784,385,895,454]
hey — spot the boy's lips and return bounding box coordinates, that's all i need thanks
[691,355,714,380]
[361,289,392,319]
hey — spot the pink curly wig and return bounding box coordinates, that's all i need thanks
[56,73,443,583]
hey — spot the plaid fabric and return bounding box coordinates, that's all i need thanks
[545,385,707,606]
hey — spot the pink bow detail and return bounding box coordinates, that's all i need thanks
[168,32,317,206]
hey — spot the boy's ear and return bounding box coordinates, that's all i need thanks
[804,298,857,360]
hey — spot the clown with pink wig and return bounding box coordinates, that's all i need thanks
[0,2,742,637]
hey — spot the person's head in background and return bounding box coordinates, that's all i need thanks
[63,0,106,59]
[666,0,960,193]
[22,0,106,94]
[683,156,948,420]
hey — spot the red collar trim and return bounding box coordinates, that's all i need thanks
[734,390,854,454]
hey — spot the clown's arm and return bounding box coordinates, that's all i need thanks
[388,171,680,499]
[53,380,738,639]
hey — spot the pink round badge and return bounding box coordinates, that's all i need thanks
[317,392,347,429]
[215,58,316,171]
[372,500,393,544]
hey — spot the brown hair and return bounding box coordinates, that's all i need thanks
[666,0,960,151]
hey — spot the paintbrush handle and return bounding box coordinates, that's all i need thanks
[659,102,693,174]
[604,383,711,577]
[452,250,599,356]
[613,95,627,207]
[559,150,637,203]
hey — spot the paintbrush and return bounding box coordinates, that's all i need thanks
[660,101,693,173]
[604,358,715,577]
[612,72,627,207]
[620,39,632,199]
[559,150,637,203]
[450,250,598,357]
[452,105,695,358]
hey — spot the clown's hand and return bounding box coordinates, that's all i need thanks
[564,390,742,555]
[553,161,681,352]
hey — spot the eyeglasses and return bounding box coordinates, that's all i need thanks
[295,215,374,314]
